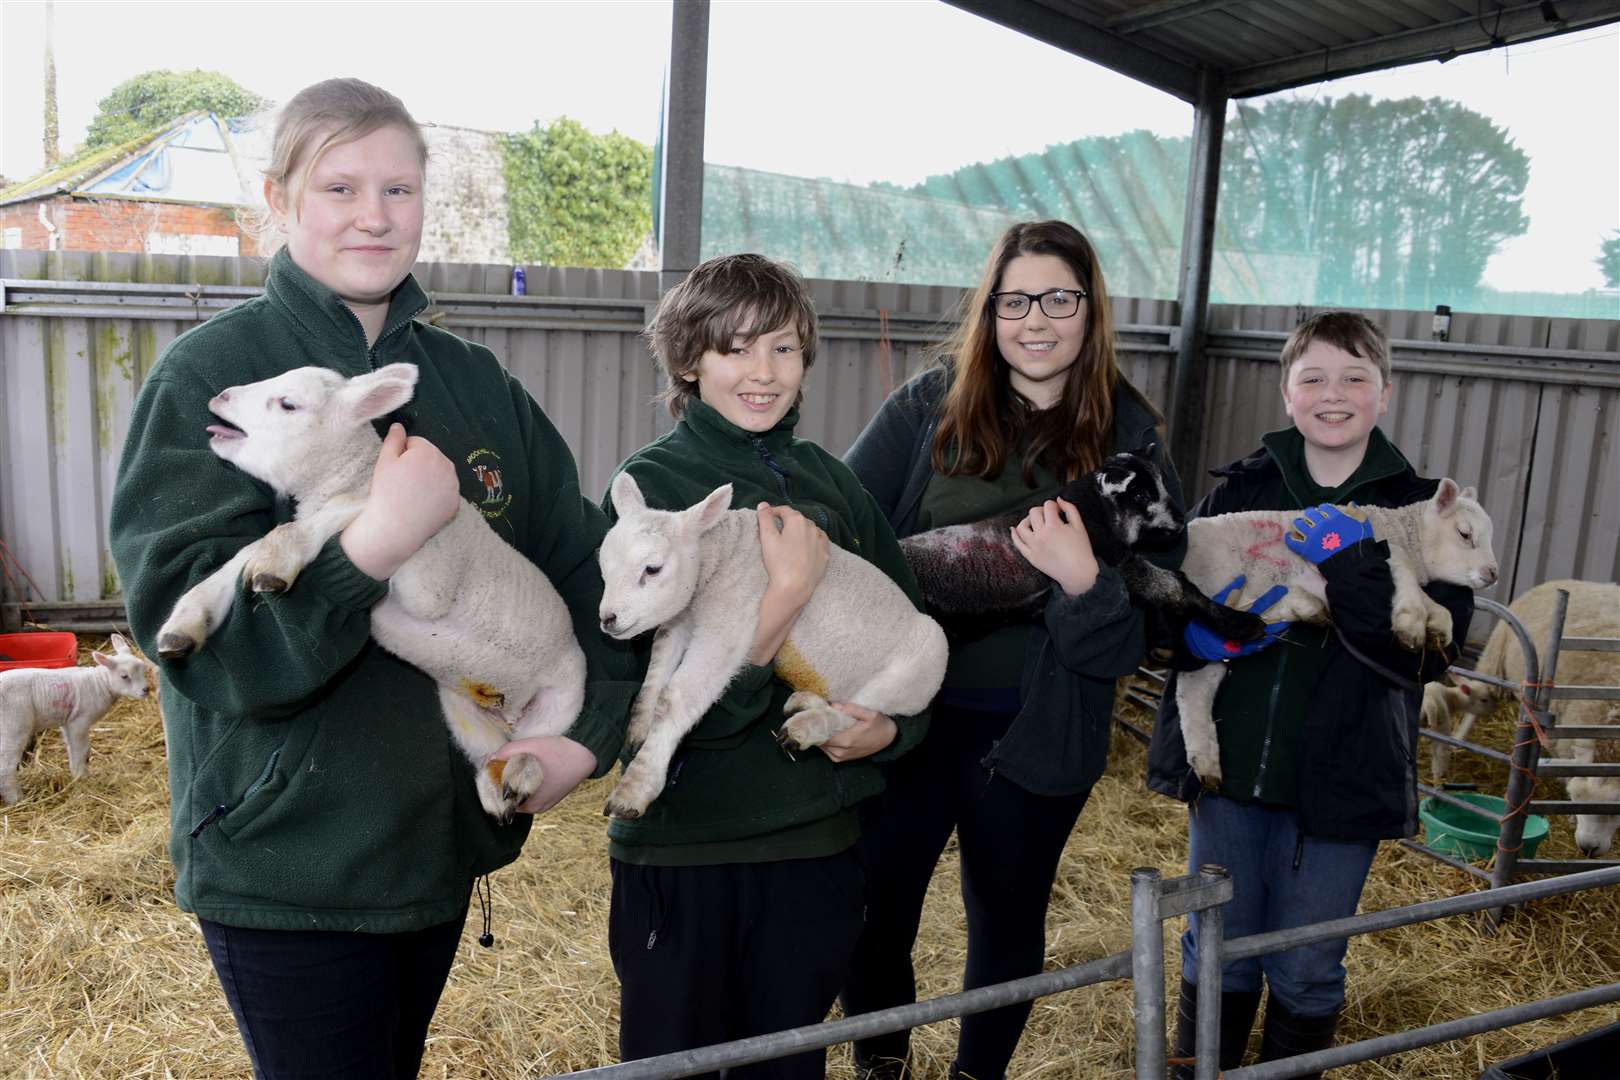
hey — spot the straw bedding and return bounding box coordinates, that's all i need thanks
[2,641,1615,1078]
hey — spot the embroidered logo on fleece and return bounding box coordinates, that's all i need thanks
[465,447,513,520]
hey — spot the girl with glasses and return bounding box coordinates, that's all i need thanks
[839,219,1185,1080]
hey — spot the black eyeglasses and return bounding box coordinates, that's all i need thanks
[990,288,1088,320]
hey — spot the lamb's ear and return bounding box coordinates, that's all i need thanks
[1460,484,1478,502]
[341,364,419,423]
[610,471,647,517]
[92,650,115,670]
[690,484,734,533]
[109,632,131,654]
[1433,478,1460,515]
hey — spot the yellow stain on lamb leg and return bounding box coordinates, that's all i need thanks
[775,640,829,699]
[460,678,506,711]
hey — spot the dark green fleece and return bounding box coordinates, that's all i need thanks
[109,249,640,932]
[603,397,929,865]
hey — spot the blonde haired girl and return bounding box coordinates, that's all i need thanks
[111,79,638,1079]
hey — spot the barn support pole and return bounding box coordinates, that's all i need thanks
[1168,68,1227,494]
[658,0,710,295]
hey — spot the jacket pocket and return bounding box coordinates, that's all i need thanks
[210,719,320,842]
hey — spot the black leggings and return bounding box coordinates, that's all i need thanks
[841,704,1091,1080]
[199,909,466,1080]
[610,849,866,1080]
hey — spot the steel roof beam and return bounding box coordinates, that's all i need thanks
[945,0,1205,103]
[1108,0,1239,36]
[1228,0,1620,97]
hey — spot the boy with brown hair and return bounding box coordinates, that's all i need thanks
[1148,311,1475,1077]
[604,253,928,1079]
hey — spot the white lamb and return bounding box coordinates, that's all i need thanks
[595,473,949,820]
[1176,480,1499,787]
[155,363,585,821]
[1,633,156,804]
[1425,579,1620,856]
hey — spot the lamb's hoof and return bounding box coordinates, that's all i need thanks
[1188,754,1223,790]
[498,753,543,806]
[250,573,290,593]
[778,706,856,753]
[1216,608,1268,643]
[604,800,643,821]
[773,726,799,761]
[783,690,826,717]
[1392,610,1426,652]
[1425,629,1453,651]
[156,632,195,661]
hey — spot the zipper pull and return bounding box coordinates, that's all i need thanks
[1293,832,1305,871]
[189,804,229,838]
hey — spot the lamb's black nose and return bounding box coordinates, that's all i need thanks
[600,612,618,632]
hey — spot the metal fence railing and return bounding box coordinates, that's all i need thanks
[542,863,1620,1080]
[1401,589,1620,909]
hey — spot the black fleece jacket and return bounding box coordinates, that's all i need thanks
[1145,428,1475,841]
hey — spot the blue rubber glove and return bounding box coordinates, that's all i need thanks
[1183,575,1292,661]
[1285,503,1375,565]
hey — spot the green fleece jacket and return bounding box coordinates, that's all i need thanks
[109,249,640,932]
[603,398,929,865]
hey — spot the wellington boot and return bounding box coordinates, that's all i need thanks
[1257,1001,1340,1079]
[1169,977,1262,1078]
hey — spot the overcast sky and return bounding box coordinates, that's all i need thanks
[2,1,1615,292]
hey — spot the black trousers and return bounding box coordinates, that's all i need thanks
[840,705,1092,1080]
[199,908,467,1080]
[609,849,866,1080]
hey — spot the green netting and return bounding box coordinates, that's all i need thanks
[698,94,1618,319]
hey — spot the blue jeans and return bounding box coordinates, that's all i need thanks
[1181,794,1377,1017]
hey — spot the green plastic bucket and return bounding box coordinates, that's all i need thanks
[1420,793,1548,861]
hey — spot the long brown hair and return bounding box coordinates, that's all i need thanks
[931,220,1134,485]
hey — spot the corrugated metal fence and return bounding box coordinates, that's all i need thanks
[1,251,1615,630]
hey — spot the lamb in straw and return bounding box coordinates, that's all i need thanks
[1424,578,1620,856]
[1177,480,1498,787]
[155,363,585,821]
[0,633,156,804]
[595,472,949,820]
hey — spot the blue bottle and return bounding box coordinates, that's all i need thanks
[511,266,527,296]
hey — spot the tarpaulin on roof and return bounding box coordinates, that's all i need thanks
[80,114,257,206]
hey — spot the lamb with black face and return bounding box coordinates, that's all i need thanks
[898,446,1264,649]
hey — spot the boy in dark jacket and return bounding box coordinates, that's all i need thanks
[1147,312,1474,1078]
[603,254,927,1079]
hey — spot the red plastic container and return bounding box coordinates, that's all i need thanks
[0,631,79,671]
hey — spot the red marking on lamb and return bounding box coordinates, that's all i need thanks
[1245,520,1290,568]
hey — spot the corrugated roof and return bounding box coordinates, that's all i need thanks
[948,0,1620,100]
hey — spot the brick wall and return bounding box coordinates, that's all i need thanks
[0,196,261,255]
